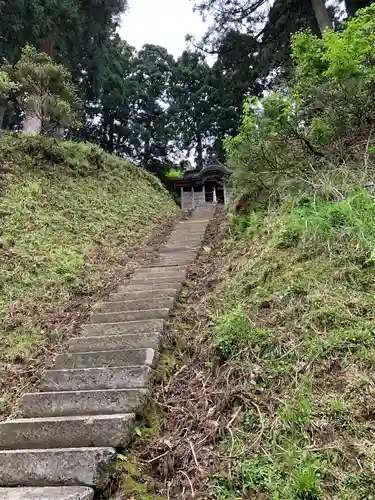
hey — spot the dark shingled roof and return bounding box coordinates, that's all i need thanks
[172,160,231,187]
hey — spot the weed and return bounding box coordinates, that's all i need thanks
[213,305,271,359]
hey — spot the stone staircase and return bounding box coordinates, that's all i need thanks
[0,205,216,500]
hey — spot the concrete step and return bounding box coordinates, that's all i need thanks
[122,279,183,290]
[23,389,146,417]
[0,414,134,449]
[0,486,94,500]
[153,256,196,267]
[178,219,210,224]
[118,283,182,293]
[90,308,170,324]
[0,447,115,487]
[133,265,187,276]
[41,366,152,392]
[54,348,155,369]
[166,240,203,247]
[167,233,203,241]
[132,271,185,281]
[81,319,164,337]
[175,224,208,231]
[68,332,161,352]
[94,297,175,313]
[161,244,200,252]
[158,249,197,257]
[108,288,178,302]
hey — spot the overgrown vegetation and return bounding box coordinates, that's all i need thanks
[225,5,375,199]
[113,7,375,499]
[205,194,375,499]
[0,132,177,415]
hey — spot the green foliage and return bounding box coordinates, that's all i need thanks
[213,305,271,359]
[169,51,217,168]
[14,45,82,132]
[0,71,19,101]
[164,168,183,179]
[0,133,176,370]
[205,186,375,497]
[274,189,375,257]
[226,6,375,198]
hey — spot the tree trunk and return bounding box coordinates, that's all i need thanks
[310,0,332,33]
[0,103,6,129]
[53,126,65,139]
[196,133,204,169]
[22,111,42,133]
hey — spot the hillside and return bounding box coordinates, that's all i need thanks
[115,190,375,499]
[0,133,177,416]
[111,8,375,499]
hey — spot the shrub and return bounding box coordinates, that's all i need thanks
[225,6,375,200]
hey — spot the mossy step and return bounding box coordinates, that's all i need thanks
[81,319,164,337]
[90,308,170,324]
[133,265,187,276]
[54,348,156,370]
[23,389,146,417]
[108,288,178,302]
[68,332,161,352]
[120,279,183,290]
[0,486,94,500]
[94,297,175,313]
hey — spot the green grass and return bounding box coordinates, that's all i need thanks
[0,133,177,371]
[110,181,375,499]
[206,189,375,499]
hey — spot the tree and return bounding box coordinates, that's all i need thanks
[14,45,82,134]
[191,0,334,74]
[311,0,333,31]
[81,36,136,154]
[210,30,263,159]
[345,0,373,16]
[0,71,19,129]
[0,0,127,132]
[128,44,175,173]
[169,51,216,168]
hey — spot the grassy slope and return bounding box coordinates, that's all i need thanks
[208,191,375,499]
[0,133,177,387]
[117,189,375,499]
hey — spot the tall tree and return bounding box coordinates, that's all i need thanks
[191,0,333,71]
[128,44,175,173]
[345,0,373,16]
[81,36,136,154]
[169,51,216,168]
[0,0,127,131]
[311,0,333,31]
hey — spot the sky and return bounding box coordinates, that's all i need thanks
[119,0,207,57]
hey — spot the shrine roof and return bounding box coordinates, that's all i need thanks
[172,161,231,187]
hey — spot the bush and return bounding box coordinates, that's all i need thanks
[225,6,375,200]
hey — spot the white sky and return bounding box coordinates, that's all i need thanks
[119,0,207,57]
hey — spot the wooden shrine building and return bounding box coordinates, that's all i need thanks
[172,159,232,210]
